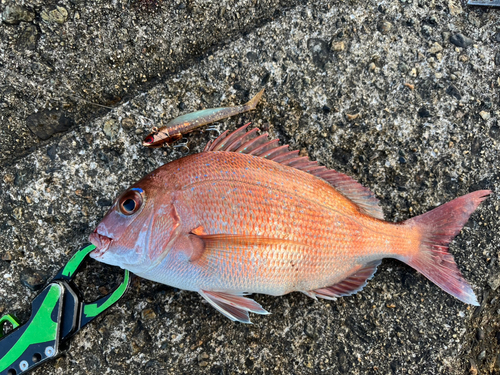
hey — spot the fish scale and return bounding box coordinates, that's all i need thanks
[168,152,405,294]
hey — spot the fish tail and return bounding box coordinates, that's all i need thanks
[244,88,265,110]
[398,190,491,306]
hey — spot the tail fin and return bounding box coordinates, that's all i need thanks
[244,88,265,110]
[400,190,491,306]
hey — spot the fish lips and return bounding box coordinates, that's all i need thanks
[89,230,112,259]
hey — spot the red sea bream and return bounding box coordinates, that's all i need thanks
[90,124,490,323]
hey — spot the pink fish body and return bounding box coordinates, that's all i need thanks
[90,125,490,323]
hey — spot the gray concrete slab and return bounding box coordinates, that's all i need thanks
[1,0,499,374]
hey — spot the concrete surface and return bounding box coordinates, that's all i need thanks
[0,0,499,374]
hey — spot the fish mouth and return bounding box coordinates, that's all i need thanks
[89,229,112,258]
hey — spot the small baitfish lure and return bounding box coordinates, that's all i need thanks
[142,88,265,148]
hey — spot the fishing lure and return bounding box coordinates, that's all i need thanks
[142,88,265,148]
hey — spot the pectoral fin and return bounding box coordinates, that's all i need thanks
[199,290,269,323]
[191,225,208,236]
[181,231,301,265]
[194,233,302,250]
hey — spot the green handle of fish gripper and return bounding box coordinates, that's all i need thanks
[0,315,20,339]
[61,244,96,278]
[83,270,130,318]
[0,283,62,373]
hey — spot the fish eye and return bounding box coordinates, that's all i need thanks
[122,199,135,212]
[118,190,143,215]
[144,135,155,144]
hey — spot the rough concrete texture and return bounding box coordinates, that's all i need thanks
[0,0,499,374]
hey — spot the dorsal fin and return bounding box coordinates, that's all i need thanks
[205,125,384,220]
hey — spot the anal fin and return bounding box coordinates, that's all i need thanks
[307,260,381,300]
[199,290,270,323]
